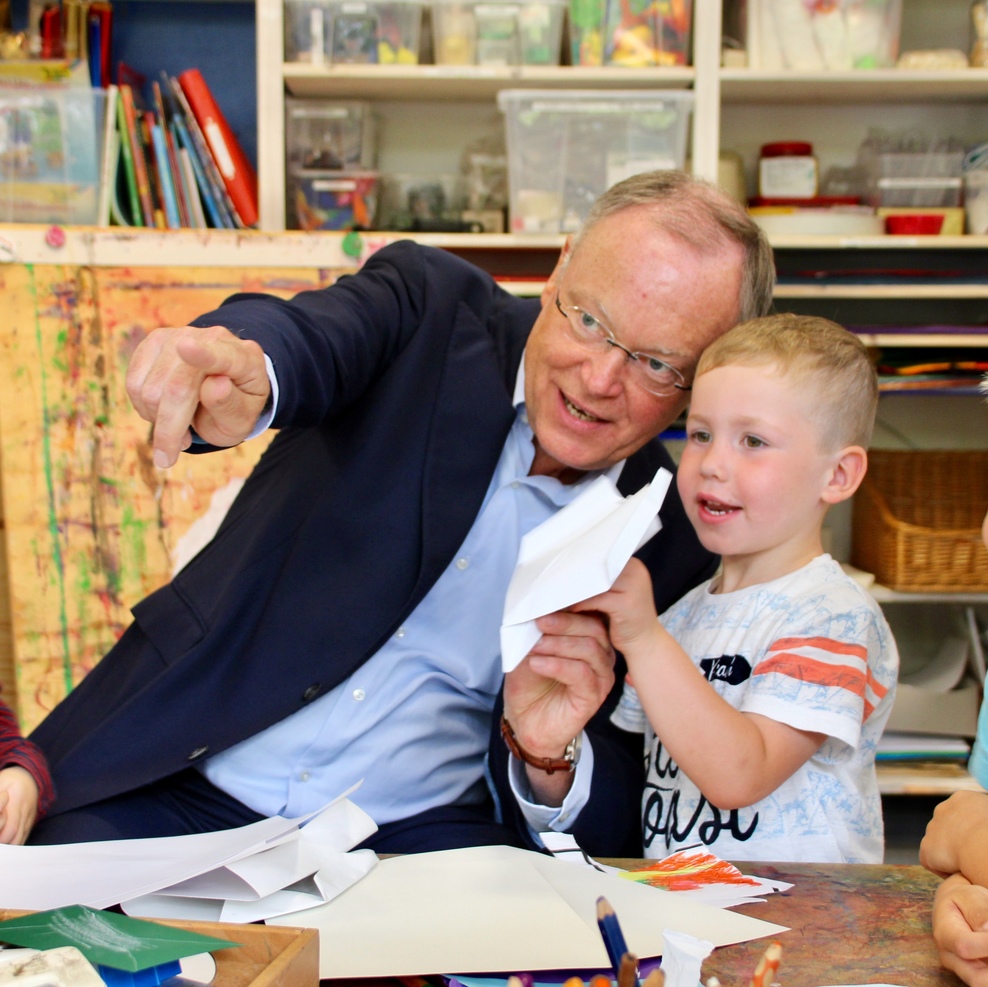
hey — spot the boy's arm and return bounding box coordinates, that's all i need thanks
[574,559,825,810]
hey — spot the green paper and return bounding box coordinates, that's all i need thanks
[0,905,239,972]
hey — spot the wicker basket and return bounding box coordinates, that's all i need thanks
[850,449,988,592]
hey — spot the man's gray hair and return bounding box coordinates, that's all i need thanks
[572,170,775,324]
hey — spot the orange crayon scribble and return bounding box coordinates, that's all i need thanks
[619,849,762,891]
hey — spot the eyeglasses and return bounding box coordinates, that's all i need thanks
[554,294,692,397]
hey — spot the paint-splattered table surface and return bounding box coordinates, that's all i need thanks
[676,862,955,987]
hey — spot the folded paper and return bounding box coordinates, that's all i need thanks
[501,468,672,672]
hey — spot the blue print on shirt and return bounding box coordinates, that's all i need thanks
[641,740,759,853]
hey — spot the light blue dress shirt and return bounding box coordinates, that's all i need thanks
[202,366,615,825]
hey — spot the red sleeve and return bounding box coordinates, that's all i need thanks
[0,700,55,817]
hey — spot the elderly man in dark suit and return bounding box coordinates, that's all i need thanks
[28,170,774,856]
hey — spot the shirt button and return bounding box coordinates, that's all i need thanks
[395,626,406,639]
[299,771,311,782]
[352,688,366,701]
[456,557,469,570]
[511,481,520,489]
[302,683,321,702]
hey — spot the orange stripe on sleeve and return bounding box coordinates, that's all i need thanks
[754,653,867,696]
[769,636,868,661]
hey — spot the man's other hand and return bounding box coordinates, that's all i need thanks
[126,325,271,468]
[503,609,616,806]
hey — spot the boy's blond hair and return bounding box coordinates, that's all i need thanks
[696,313,878,450]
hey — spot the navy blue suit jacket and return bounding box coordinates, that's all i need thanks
[30,241,716,856]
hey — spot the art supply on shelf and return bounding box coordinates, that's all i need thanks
[758,142,818,199]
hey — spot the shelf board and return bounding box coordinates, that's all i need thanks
[775,283,988,299]
[870,584,988,604]
[720,68,988,103]
[877,760,985,796]
[768,235,988,250]
[282,64,694,100]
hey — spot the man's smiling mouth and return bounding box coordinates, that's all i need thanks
[564,395,602,422]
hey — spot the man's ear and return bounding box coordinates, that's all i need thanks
[821,446,868,505]
[540,235,574,307]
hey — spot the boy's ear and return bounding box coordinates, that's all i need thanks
[821,446,868,505]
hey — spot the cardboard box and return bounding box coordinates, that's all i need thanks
[885,676,982,738]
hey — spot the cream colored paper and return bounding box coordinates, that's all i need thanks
[269,844,787,978]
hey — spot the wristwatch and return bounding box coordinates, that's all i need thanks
[500,715,582,774]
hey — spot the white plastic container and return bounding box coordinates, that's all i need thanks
[498,88,693,234]
[431,0,565,65]
[284,0,423,63]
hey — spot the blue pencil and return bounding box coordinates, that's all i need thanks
[596,895,631,975]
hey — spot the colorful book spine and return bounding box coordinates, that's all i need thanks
[118,84,156,227]
[167,75,237,229]
[177,68,258,227]
[151,122,181,229]
[171,114,226,229]
[96,83,119,227]
[140,110,167,229]
[176,142,207,228]
[154,80,189,227]
[114,87,142,226]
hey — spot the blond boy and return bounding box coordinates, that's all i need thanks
[575,313,899,863]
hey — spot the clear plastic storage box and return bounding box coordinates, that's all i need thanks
[498,89,693,234]
[0,86,106,224]
[284,0,423,64]
[431,0,566,65]
[864,150,965,208]
[286,99,377,172]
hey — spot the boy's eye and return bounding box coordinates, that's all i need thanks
[743,435,766,448]
[690,429,711,444]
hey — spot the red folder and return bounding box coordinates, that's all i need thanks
[177,68,258,227]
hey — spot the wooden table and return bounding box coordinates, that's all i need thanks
[693,863,956,987]
[328,861,955,987]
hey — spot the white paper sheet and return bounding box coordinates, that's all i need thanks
[0,790,373,913]
[120,792,379,923]
[501,468,672,672]
[268,844,787,979]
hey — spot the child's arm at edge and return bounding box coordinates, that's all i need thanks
[573,559,825,810]
[0,700,55,843]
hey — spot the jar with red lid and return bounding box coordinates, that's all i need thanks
[758,142,818,199]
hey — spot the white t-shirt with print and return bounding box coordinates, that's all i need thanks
[611,554,899,864]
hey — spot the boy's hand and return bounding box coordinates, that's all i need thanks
[0,766,39,845]
[931,874,988,987]
[571,558,660,657]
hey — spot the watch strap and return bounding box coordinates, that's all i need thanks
[500,715,576,775]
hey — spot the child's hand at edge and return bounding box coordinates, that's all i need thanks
[570,558,661,659]
[931,873,988,987]
[0,765,39,845]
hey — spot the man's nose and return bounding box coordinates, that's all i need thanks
[583,343,628,392]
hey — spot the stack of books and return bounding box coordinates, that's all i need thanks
[100,69,258,229]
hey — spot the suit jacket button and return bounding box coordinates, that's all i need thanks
[302,683,321,702]
[187,746,209,761]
